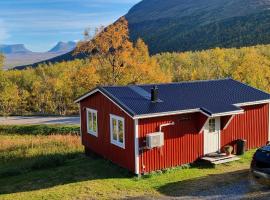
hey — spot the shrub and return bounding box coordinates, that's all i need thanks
[30,154,67,170]
[0,125,80,135]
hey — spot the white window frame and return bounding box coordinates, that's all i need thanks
[86,108,98,137]
[110,114,125,149]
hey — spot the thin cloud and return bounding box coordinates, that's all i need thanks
[0,0,141,51]
[0,20,9,43]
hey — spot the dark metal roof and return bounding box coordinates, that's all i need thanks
[99,79,270,117]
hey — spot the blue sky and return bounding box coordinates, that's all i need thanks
[0,0,141,52]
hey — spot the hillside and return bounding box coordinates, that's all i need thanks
[126,0,270,54]
[2,42,76,69]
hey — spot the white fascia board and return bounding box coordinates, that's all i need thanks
[234,99,270,107]
[75,88,134,119]
[133,109,201,119]
[133,100,270,119]
[74,88,100,103]
[210,110,244,118]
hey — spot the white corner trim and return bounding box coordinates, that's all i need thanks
[223,115,235,130]
[134,119,139,175]
[110,114,125,149]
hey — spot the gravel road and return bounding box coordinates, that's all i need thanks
[0,116,80,125]
[126,170,270,200]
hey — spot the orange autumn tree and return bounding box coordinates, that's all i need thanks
[76,17,169,85]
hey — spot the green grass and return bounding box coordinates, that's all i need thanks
[0,133,256,200]
[0,125,80,135]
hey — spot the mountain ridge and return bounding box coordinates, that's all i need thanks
[126,0,270,54]
[0,44,31,54]
[48,41,76,53]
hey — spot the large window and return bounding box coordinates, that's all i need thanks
[110,114,125,148]
[86,108,98,137]
[209,118,216,133]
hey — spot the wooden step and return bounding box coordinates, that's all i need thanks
[202,154,236,162]
[212,156,240,165]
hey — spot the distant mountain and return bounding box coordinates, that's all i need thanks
[13,51,86,70]
[48,41,76,53]
[126,0,270,54]
[0,44,31,54]
[2,41,77,69]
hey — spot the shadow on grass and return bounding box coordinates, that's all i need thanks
[0,152,133,195]
[157,169,270,199]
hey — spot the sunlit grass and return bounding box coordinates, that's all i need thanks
[0,133,256,200]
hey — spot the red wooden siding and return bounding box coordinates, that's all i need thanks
[221,104,269,152]
[221,115,233,130]
[138,113,204,174]
[80,92,135,172]
[138,104,269,174]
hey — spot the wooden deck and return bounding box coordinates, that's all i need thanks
[201,153,240,165]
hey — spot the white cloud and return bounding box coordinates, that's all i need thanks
[0,19,9,43]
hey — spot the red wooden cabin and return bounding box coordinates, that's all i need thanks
[75,79,270,175]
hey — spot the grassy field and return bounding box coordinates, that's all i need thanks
[0,133,256,200]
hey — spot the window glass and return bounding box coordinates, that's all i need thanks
[112,118,118,140]
[110,115,125,148]
[89,112,93,130]
[93,113,97,132]
[87,109,98,136]
[209,118,216,133]
[118,120,124,143]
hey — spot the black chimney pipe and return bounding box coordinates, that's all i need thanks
[151,86,158,102]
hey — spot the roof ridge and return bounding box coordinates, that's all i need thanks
[231,79,270,95]
[101,78,232,88]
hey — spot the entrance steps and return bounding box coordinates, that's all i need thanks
[200,153,240,165]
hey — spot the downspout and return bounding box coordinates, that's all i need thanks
[159,122,175,157]
[159,122,175,132]
[140,121,175,175]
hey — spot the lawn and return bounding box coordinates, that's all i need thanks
[0,133,256,200]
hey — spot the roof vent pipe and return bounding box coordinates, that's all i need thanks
[151,86,159,102]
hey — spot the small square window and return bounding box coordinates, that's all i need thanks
[86,108,98,137]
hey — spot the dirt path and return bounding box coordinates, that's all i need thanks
[0,116,80,125]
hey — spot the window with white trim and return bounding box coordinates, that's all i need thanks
[86,108,98,136]
[209,118,216,133]
[110,114,125,148]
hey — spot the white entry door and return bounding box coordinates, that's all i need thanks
[204,117,220,155]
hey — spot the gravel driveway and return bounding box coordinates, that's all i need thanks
[126,170,270,200]
[0,116,80,125]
